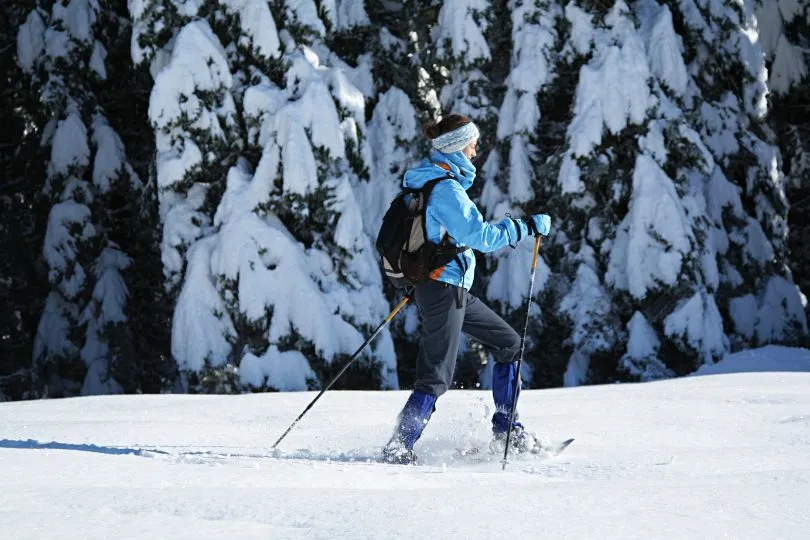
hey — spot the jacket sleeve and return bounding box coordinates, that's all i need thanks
[429,180,528,253]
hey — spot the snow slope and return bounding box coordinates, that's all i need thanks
[2,348,810,539]
[693,344,810,375]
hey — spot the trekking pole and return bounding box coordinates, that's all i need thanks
[272,291,413,450]
[502,236,541,470]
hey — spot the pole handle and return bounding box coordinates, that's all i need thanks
[530,235,541,270]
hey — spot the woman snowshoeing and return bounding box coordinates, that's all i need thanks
[383,114,551,465]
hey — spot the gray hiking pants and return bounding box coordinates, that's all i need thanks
[413,280,521,397]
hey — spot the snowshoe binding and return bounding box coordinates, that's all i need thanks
[382,438,417,465]
[489,423,541,456]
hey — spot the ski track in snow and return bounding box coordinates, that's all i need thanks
[2,368,810,539]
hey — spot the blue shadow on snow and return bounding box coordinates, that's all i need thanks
[0,438,167,456]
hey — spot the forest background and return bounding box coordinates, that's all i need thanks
[1,0,808,401]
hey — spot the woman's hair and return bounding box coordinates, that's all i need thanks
[423,114,471,139]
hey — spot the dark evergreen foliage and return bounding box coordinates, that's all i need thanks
[0,0,45,400]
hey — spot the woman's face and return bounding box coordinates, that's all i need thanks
[462,137,478,160]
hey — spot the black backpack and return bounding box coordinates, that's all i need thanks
[376,176,469,289]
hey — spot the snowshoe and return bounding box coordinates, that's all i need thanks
[489,423,540,456]
[382,439,417,465]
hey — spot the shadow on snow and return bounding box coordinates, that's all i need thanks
[0,438,169,456]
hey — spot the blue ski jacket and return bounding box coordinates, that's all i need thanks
[402,150,527,290]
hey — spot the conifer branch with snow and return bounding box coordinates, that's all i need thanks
[20,0,143,396]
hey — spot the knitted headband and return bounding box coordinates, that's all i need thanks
[431,121,480,154]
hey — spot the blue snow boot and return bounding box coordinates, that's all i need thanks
[383,390,437,465]
[492,361,520,434]
[490,362,539,454]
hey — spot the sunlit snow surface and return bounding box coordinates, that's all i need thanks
[2,347,809,539]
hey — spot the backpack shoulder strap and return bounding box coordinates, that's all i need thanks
[420,174,455,198]
[417,175,470,255]
[417,174,456,219]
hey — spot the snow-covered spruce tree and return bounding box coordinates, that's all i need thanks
[497,0,734,385]
[485,0,809,386]
[98,2,173,394]
[230,8,398,392]
[130,3,242,297]
[757,0,810,324]
[365,0,445,126]
[475,0,562,388]
[431,0,498,139]
[608,0,736,380]
[755,0,808,95]
[131,1,249,392]
[781,113,810,326]
[670,0,808,349]
[131,1,397,392]
[18,0,144,396]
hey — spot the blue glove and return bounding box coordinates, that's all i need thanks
[504,214,551,247]
[526,214,551,236]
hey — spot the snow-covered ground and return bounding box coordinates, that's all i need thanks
[2,347,810,539]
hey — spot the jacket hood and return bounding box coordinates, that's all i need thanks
[402,150,476,191]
